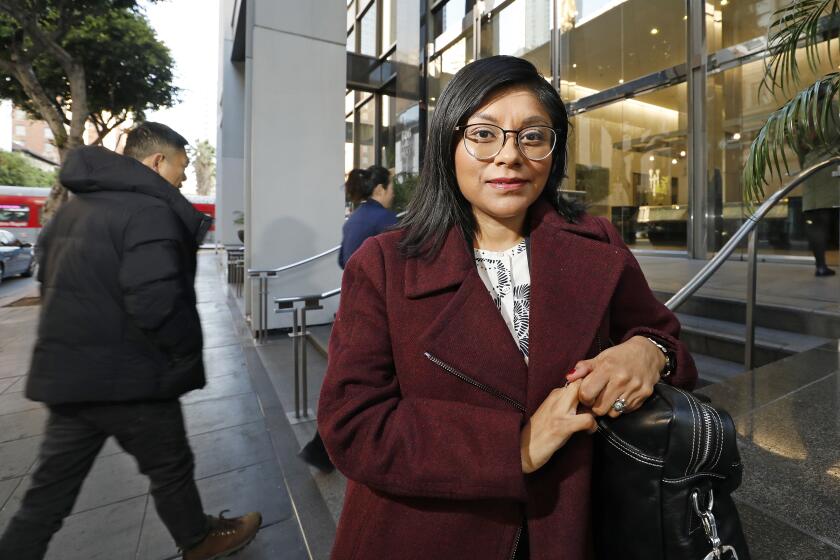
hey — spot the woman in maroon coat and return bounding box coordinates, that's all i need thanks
[318,56,697,560]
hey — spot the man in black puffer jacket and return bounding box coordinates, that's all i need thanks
[0,123,261,560]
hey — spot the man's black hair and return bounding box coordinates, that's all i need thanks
[123,121,189,161]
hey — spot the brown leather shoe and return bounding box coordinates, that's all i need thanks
[182,510,262,560]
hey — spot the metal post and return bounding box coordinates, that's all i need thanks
[292,307,301,419]
[261,276,268,342]
[301,307,309,418]
[744,228,758,370]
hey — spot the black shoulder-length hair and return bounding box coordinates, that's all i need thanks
[399,55,583,259]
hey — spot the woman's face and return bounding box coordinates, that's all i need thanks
[454,86,554,231]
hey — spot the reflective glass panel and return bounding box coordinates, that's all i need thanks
[347,28,356,53]
[705,41,839,263]
[480,0,551,79]
[566,83,688,250]
[381,0,397,53]
[345,113,355,174]
[707,0,791,51]
[558,0,686,102]
[359,2,377,57]
[347,1,355,30]
[358,97,376,168]
[432,0,474,47]
[381,94,397,170]
[428,33,474,114]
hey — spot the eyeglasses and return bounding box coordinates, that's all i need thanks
[454,123,558,161]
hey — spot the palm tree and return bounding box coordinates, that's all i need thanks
[742,0,840,204]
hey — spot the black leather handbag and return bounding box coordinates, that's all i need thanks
[592,382,751,560]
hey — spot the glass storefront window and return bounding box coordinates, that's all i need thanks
[707,0,790,51]
[358,96,376,168]
[479,0,551,79]
[566,82,688,250]
[381,0,397,54]
[428,33,474,113]
[558,0,686,102]
[359,2,377,57]
[706,41,839,261]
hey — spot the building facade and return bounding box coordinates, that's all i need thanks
[343,0,840,261]
[217,0,839,328]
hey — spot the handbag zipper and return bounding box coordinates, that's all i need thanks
[424,352,526,413]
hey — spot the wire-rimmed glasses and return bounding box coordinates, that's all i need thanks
[454,123,558,161]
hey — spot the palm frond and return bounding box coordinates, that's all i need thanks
[743,73,840,205]
[761,0,840,96]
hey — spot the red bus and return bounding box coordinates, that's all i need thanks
[0,186,216,245]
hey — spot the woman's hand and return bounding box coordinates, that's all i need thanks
[520,380,596,474]
[565,336,664,418]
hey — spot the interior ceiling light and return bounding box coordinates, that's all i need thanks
[672,158,678,164]
[732,132,741,140]
[720,0,728,5]
[619,79,625,84]
[649,155,655,161]
[650,28,659,35]
[680,150,687,157]
[572,63,577,68]
[683,15,687,20]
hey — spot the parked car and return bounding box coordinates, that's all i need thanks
[0,229,36,284]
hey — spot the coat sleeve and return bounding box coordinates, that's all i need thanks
[118,205,201,358]
[597,218,697,390]
[318,240,528,502]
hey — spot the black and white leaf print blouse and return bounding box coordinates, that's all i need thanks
[474,240,530,361]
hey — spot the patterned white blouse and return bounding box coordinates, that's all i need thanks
[474,240,531,361]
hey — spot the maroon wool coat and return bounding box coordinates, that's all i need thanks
[318,199,697,560]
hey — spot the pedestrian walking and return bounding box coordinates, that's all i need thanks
[317,56,697,559]
[298,165,398,472]
[0,122,261,560]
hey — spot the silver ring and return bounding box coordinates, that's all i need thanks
[612,398,627,414]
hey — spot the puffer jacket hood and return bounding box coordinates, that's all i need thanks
[60,146,213,244]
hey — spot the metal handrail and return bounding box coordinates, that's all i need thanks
[274,288,342,306]
[665,155,840,369]
[248,245,340,277]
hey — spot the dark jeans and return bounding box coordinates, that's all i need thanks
[0,399,209,559]
[804,208,836,268]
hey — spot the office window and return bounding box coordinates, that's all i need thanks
[381,0,397,53]
[359,2,377,56]
[480,0,551,79]
[428,33,474,113]
[432,0,475,46]
[358,96,375,168]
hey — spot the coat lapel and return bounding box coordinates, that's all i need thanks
[409,228,530,408]
[526,201,625,412]
[405,201,627,414]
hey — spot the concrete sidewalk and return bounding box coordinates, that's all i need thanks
[0,253,310,560]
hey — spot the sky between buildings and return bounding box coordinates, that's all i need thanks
[142,0,221,193]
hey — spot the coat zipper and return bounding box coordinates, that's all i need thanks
[424,352,526,413]
[509,525,522,560]
[425,352,527,559]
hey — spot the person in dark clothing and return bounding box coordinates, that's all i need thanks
[299,165,397,472]
[338,165,398,268]
[0,123,261,560]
